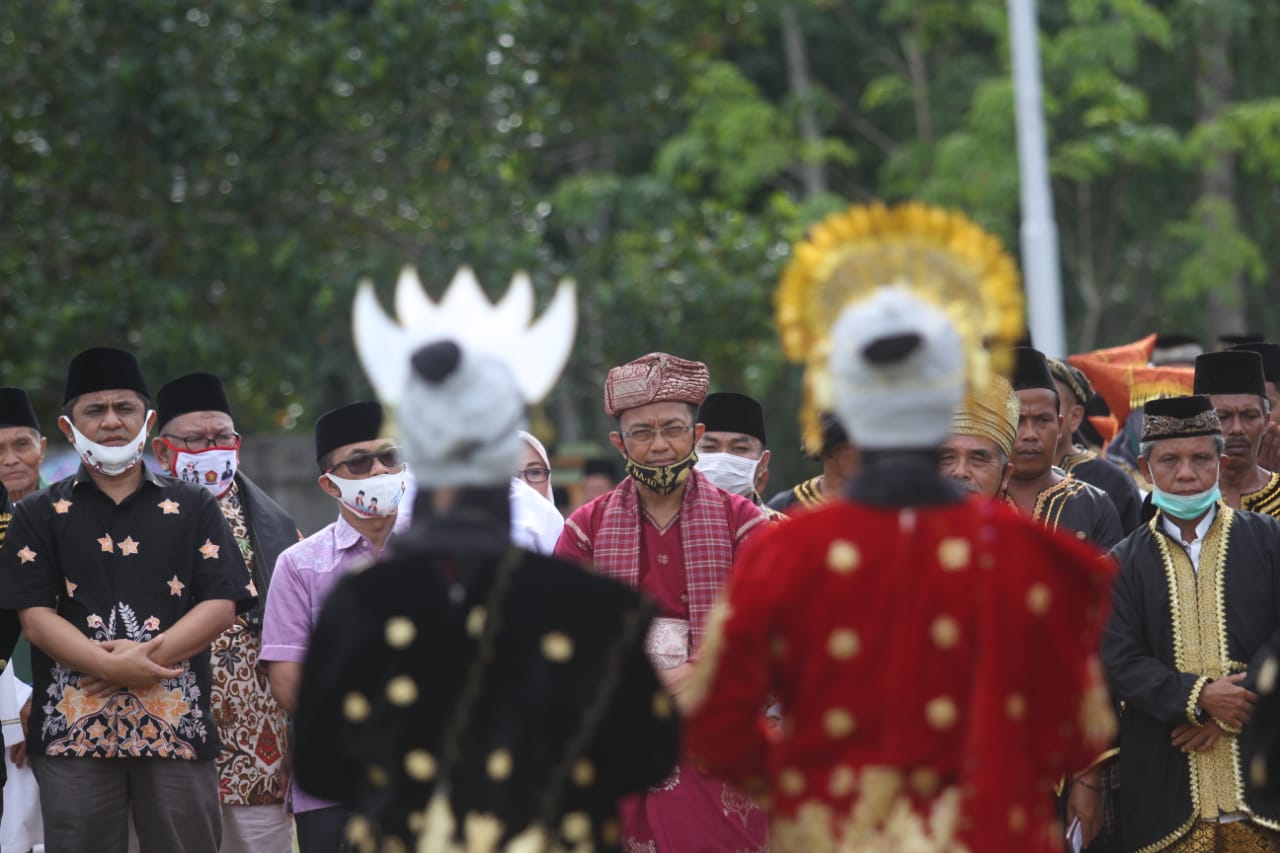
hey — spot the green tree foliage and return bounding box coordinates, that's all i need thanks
[4,0,1279,489]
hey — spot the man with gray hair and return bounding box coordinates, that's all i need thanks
[1103,394,1280,851]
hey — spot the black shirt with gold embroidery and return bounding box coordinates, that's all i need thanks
[1104,506,1280,850]
[1242,471,1280,519]
[1062,447,1144,535]
[1014,472,1124,553]
[0,465,255,760]
[766,475,826,514]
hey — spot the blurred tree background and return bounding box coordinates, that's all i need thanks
[3,0,1278,489]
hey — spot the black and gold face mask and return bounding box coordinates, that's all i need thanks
[625,451,698,495]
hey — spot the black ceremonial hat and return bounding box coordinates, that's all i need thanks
[1047,357,1093,405]
[1217,333,1265,349]
[0,388,40,432]
[1141,395,1221,442]
[64,347,149,404]
[315,401,384,466]
[1011,347,1057,393]
[583,457,619,480]
[697,392,768,445]
[156,373,233,430]
[1230,342,1280,384]
[1193,350,1267,399]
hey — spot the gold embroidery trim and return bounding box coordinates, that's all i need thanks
[1185,676,1210,728]
[1241,471,1280,519]
[1153,505,1242,823]
[1032,475,1086,534]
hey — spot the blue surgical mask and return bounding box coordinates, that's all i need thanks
[1150,481,1221,521]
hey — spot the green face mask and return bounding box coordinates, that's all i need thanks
[625,451,698,495]
[1151,481,1221,521]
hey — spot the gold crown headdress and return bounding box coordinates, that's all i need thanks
[775,202,1025,452]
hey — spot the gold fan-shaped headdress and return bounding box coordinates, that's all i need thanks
[775,202,1025,452]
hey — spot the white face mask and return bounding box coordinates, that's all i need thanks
[171,446,239,498]
[695,452,760,498]
[62,413,153,476]
[325,469,408,518]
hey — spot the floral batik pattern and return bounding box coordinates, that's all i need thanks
[211,484,288,805]
[42,603,206,758]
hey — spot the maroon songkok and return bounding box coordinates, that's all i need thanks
[604,352,710,417]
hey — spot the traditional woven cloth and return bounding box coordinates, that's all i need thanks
[1167,820,1280,852]
[604,352,709,417]
[587,470,756,650]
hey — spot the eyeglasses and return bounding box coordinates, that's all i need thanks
[619,424,694,444]
[327,447,402,476]
[163,432,240,451]
[518,465,551,484]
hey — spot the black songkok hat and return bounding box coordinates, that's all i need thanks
[1141,395,1221,442]
[0,388,40,432]
[1217,333,1265,349]
[315,401,383,466]
[1193,350,1267,399]
[697,392,768,445]
[1230,342,1280,384]
[1047,357,1093,405]
[582,457,619,480]
[1011,347,1057,393]
[64,347,149,404]
[810,411,849,459]
[156,373,233,431]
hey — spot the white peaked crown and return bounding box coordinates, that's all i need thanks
[353,266,577,406]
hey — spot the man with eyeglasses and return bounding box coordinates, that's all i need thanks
[555,351,769,852]
[152,372,301,853]
[261,400,409,853]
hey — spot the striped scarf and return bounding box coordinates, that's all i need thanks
[592,470,734,651]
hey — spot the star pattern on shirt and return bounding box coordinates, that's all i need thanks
[167,575,186,596]
[52,499,72,514]
[88,721,107,740]
[158,499,180,515]
[98,535,114,553]
[198,539,220,560]
[16,547,36,565]
[118,537,140,556]
[65,579,77,598]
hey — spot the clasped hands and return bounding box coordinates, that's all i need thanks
[1172,672,1258,753]
[79,635,183,697]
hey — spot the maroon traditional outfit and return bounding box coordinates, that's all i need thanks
[557,471,769,851]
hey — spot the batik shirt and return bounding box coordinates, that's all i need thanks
[0,465,255,760]
[211,480,288,804]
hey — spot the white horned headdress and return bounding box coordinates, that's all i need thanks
[352,266,577,407]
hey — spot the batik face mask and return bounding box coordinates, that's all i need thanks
[625,451,698,496]
[62,414,152,476]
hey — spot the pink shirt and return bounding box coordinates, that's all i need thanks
[261,511,410,812]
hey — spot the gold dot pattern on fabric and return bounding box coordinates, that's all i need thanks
[827,540,861,574]
[937,538,971,571]
[652,691,673,720]
[929,615,960,649]
[572,758,595,787]
[467,606,487,638]
[1008,805,1027,832]
[387,676,419,707]
[823,708,856,739]
[600,819,621,846]
[384,616,416,649]
[541,631,574,663]
[343,691,370,723]
[828,629,861,660]
[487,748,513,781]
[407,811,426,833]
[909,768,940,796]
[382,837,408,853]
[346,815,373,845]
[770,636,787,660]
[1006,693,1027,721]
[405,750,437,781]
[561,812,591,842]
[367,765,388,788]
[926,696,958,730]
[1259,656,1278,695]
[1027,583,1052,615]
[829,765,856,797]
[779,768,806,796]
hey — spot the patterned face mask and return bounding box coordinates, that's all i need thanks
[625,450,698,496]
